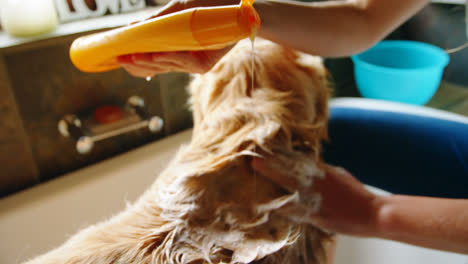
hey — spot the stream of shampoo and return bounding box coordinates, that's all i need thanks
[250,35,256,201]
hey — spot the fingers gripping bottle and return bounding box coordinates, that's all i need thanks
[69,0,260,73]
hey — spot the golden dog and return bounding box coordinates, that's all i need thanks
[26,38,333,264]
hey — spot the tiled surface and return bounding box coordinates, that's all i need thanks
[0,55,39,195]
[1,40,191,195]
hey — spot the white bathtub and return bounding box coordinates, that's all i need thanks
[0,129,466,263]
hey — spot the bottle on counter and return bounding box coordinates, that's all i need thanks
[1,0,58,37]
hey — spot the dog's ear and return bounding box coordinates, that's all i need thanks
[187,40,257,136]
[188,39,331,162]
[288,52,331,162]
[295,52,330,125]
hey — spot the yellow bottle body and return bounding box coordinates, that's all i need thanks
[70,0,260,73]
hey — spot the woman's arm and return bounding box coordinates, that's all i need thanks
[253,0,429,57]
[119,0,430,76]
[251,158,468,254]
[377,195,468,254]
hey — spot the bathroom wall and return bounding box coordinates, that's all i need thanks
[405,3,468,86]
[0,33,192,197]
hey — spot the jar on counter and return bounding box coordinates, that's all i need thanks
[1,0,58,37]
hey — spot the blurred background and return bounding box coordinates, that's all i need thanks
[0,0,466,197]
[0,1,467,263]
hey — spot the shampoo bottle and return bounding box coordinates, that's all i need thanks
[70,0,260,72]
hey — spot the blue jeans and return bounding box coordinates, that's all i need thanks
[323,98,468,199]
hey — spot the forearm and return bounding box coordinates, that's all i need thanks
[375,195,468,254]
[253,0,429,57]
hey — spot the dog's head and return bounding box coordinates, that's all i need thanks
[188,38,330,165]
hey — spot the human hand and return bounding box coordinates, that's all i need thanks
[251,157,384,237]
[117,46,234,78]
[117,0,239,78]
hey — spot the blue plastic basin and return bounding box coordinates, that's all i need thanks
[351,40,450,105]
